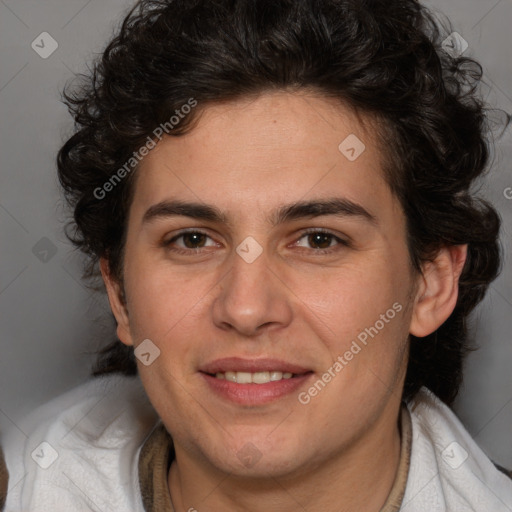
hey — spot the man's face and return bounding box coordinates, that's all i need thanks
[113,91,418,477]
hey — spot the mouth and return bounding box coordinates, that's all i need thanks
[199,357,314,405]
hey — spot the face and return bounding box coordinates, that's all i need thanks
[105,91,420,478]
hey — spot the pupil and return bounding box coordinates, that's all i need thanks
[184,233,206,248]
[309,233,331,249]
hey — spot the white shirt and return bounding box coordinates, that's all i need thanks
[2,374,511,511]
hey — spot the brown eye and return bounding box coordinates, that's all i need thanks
[163,230,218,252]
[181,232,208,248]
[294,229,349,254]
[307,232,335,249]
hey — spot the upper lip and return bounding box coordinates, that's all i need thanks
[200,357,311,375]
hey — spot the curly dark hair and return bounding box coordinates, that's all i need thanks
[57,0,507,405]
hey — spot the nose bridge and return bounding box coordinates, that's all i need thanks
[225,244,273,309]
[228,232,270,288]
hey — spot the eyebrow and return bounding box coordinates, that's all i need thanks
[142,198,377,227]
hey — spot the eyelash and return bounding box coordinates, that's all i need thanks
[162,228,350,256]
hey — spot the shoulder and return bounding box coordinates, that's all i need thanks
[401,387,512,512]
[2,374,159,512]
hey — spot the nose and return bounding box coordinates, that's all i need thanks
[212,248,293,337]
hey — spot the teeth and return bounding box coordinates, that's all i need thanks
[214,371,295,384]
[252,371,270,384]
[225,371,237,382]
[236,371,253,384]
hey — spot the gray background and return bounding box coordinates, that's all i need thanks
[1,0,511,468]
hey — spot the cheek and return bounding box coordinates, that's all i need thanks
[123,257,218,347]
[290,257,408,333]
[286,260,413,397]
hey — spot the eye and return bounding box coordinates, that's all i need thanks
[163,230,218,253]
[162,228,350,256]
[294,229,349,253]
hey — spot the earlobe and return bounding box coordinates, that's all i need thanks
[99,258,134,347]
[410,245,468,338]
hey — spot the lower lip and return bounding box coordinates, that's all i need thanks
[201,372,313,405]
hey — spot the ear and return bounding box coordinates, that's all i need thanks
[100,257,134,347]
[410,245,468,337]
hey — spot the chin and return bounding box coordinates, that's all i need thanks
[201,429,308,478]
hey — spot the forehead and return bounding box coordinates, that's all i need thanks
[130,91,397,224]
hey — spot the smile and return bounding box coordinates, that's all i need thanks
[199,358,314,405]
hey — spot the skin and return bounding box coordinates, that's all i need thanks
[101,91,467,512]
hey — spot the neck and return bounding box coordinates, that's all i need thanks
[168,403,403,512]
